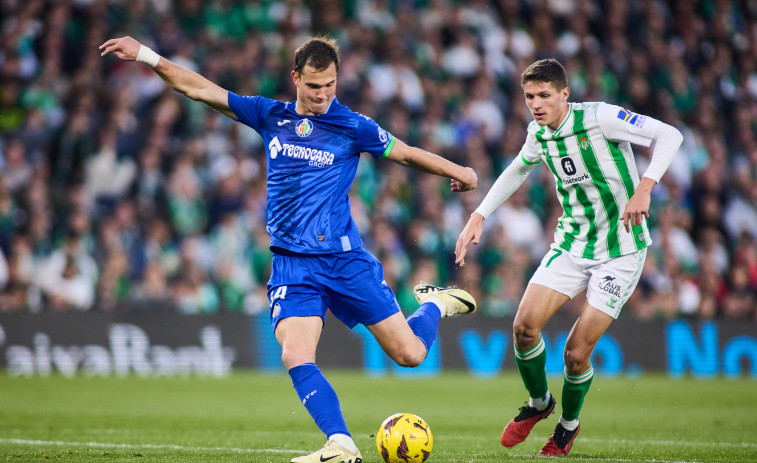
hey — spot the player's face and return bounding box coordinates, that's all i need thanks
[523,81,570,131]
[292,63,337,116]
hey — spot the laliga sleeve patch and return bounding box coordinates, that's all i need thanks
[617,108,647,128]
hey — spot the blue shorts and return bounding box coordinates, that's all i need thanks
[267,248,401,330]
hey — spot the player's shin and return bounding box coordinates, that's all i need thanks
[561,364,594,421]
[289,363,350,437]
[514,336,549,401]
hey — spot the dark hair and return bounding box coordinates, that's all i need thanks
[294,36,340,75]
[521,59,568,90]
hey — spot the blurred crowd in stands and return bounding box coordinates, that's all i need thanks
[0,0,755,320]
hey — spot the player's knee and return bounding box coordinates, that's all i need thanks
[280,348,313,370]
[512,320,540,347]
[563,347,591,373]
[391,348,426,368]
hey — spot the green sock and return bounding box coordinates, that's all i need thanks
[514,336,548,400]
[561,365,594,421]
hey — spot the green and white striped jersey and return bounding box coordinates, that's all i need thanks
[520,102,660,259]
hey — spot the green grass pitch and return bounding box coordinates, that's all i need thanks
[0,371,755,462]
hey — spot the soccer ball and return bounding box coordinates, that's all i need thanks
[376,413,433,463]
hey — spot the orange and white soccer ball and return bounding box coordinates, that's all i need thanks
[376,413,433,463]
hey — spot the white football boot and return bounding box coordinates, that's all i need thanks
[291,438,363,463]
[413,281,477,317]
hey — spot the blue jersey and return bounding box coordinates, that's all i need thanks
[229,94,395,254]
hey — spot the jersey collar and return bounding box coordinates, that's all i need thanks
[549,103,573,136]
[290,97,339,116]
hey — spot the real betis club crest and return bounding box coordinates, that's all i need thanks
[578,135,590,150]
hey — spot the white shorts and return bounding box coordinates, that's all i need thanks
[530,246,647,319]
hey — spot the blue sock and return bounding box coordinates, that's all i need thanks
[288,363,350,438]
[406,302,441,351]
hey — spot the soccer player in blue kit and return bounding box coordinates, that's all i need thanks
[101,35,478,463]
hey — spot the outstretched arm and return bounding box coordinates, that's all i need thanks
[385,138,478,192]
[99,36,235,119]
[454,155,537,265]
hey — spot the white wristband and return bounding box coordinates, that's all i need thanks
[136,45,160,68]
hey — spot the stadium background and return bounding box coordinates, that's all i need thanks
[0,0,755,377]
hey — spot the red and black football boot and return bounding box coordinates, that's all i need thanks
[500,395,556,447]
[538,422,580,456]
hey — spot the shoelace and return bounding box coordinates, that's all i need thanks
[515,403,540,419]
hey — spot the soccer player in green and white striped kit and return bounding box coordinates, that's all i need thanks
[455,59,683,456]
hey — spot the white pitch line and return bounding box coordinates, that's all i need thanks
[504,455,713,463]
[445,434,757,450]
[579,438,757,449]
[3,437,754,463]
[0,438,308,454]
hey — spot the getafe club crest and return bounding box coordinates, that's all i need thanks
[296,119,313,137]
